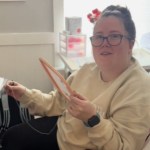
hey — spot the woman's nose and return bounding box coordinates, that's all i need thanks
[101,38,110,47]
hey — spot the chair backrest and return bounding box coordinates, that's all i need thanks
[0,95,34,139]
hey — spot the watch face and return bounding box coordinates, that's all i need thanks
[88,114,100,127]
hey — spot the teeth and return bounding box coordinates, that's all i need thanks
[101,52,110,55]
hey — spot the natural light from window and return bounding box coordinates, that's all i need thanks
[64,0,150,57]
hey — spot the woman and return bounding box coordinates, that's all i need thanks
[2,5,150,150]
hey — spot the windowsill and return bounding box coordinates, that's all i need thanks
[133,48,150,66]
[59,48,150,75]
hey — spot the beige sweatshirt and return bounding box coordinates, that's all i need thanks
[20,58,150,150]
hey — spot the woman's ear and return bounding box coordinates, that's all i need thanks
[129,40,135,49]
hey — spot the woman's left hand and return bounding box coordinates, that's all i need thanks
[68,91,96,122]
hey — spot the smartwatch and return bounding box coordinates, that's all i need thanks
[83,112,100,127]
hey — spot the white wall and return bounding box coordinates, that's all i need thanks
[0,32,55,92]
[0,0,53,32]
[0,0,64,93]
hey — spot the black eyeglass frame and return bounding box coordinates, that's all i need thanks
[90,34,131,47]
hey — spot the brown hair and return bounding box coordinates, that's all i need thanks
[96,5,136,42]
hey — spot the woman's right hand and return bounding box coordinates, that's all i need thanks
[4,81,26,101]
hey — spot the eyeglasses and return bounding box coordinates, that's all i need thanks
[90,34,131,47]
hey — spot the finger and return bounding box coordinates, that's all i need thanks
[67,105,73,113]
[3,84,11,93]
[69,95,80,105]
[4,88,13,96]
[71,91,86,100]
[4,81,16,95]
[70,95,86,106]
[7,80,18,86]
[65,94,71,102]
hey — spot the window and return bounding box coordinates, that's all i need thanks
[64,0,150,56]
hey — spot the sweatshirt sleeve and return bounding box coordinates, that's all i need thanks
[18,71,76,117]
[19,88,66,116]
[86,76,150,150]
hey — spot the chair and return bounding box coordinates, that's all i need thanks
[0,95,34,147]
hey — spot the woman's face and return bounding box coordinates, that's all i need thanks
[92,16,133,71]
